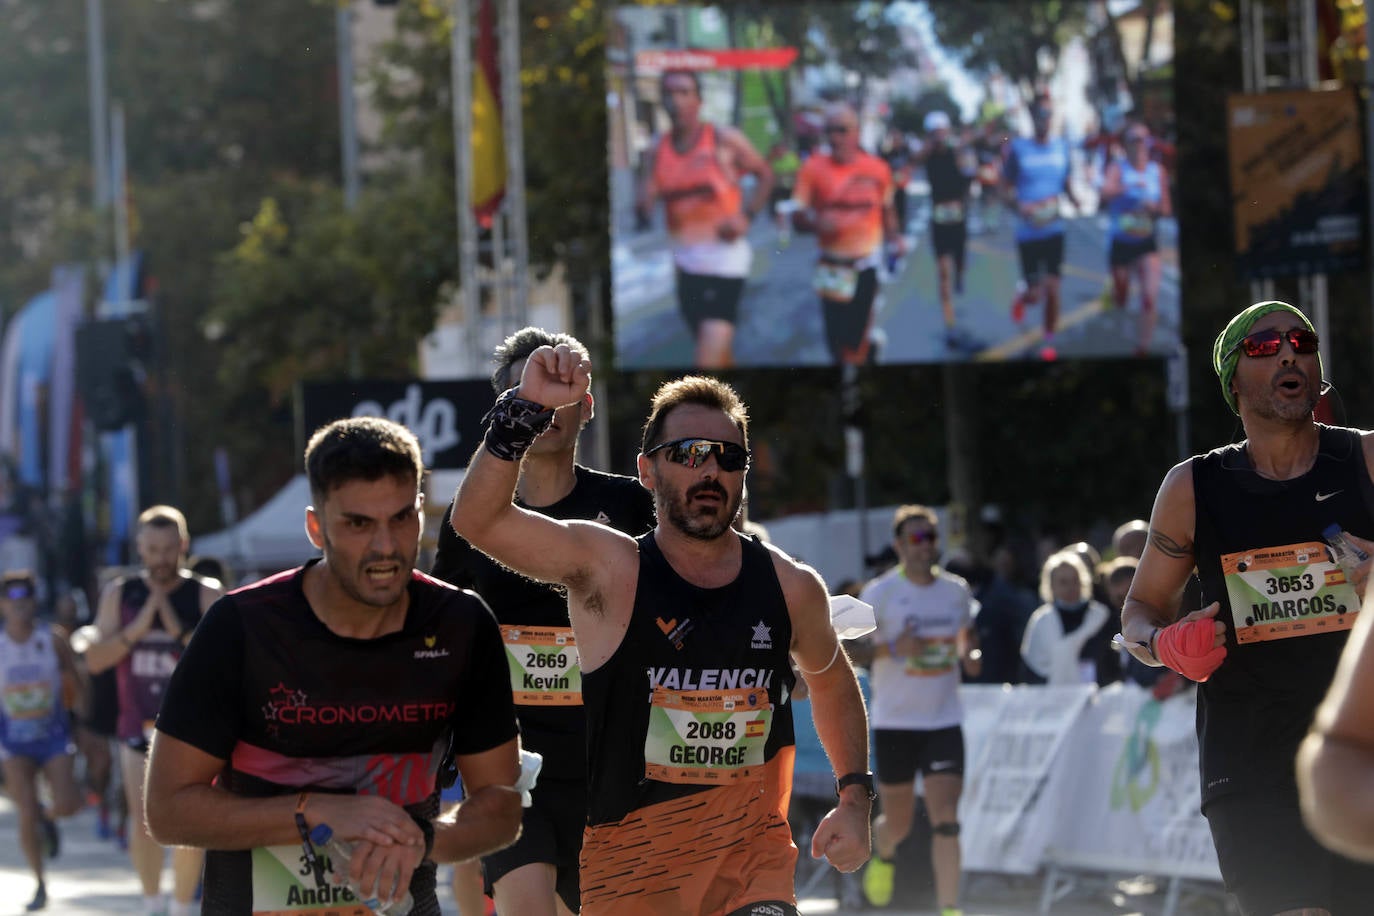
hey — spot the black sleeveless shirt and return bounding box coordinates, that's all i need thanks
[1193,425,1374,805]
[582,531,796,827]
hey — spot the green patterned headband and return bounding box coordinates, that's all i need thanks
[1212,300,1320,415]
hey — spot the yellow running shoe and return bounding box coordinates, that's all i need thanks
[862,855,895,907]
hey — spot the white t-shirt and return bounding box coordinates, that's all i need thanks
[861,567,973,731]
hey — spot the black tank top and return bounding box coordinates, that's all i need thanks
[430,466,655,779]
[582,531,796,826]
[116,575,204,742]
[1193,425,1374,805]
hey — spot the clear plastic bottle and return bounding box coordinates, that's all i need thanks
[308,823,413,916]
[1322,523,1371,581]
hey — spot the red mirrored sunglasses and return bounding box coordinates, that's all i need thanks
[1226,327,1319,359]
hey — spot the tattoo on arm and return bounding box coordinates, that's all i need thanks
[1149,529,1192,560]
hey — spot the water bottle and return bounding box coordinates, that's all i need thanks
[1322,523,1370,581]
[308,823,413,915]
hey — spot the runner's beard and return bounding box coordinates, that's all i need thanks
[658,480,742,542]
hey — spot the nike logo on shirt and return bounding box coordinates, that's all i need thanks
[1315,490,1343,502]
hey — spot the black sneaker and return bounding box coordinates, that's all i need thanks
[26,882,47,911]
[41,817,59,859]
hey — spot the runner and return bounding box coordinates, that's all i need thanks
[83,506,221,916]
[0,569,83,911]
[451,347,873,915]
[143,417,523,916]
[858,508,980,916]
[636,69,773,369]
[1002,94,1080,360]
[911,110,980,353]
[1099,121,1171,356]
[433,327,656,916]
[793,101,904,365]
[1120,301,1374,915]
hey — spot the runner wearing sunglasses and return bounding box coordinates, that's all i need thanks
[452,346,872,915]
[1121,301,1374,915]
[792,101,904,365]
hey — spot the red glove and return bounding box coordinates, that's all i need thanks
[1154,611,1227,682]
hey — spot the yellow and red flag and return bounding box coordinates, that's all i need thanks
[472,0,506,226]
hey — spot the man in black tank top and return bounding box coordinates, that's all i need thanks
[83,505,222,916]
[453,344,873,916]
[1121,301,1374,916]
[432,328,655,916]
[142,418,522,916]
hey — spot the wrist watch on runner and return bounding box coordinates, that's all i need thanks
[835,771,877,801]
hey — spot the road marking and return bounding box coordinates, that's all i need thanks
[975,295,1109,361]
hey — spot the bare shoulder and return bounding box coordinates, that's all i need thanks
[1361,430,1374,477]
[1147,457,1198,556]
[564,519,640,591]
[763,541,828,606]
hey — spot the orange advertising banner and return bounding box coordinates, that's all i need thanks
[1226,88,1367,278]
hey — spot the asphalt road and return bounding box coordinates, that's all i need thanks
[612,189,1181,371]
[0,793,1233,915]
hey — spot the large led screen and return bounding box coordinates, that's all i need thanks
[608,2,1178,369]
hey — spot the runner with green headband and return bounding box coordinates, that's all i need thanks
[1122,300,1374,915]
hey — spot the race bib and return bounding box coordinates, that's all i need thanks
[2,679,53,721]
[250,845,368,915]
[644,686,772,785]
[1119,210,1154,238]
[1029,198,1060,227]
[1222,541,1360,644]
[501,625,581,706]
[813,263,859,302]
[932,201,965,225]
[900,635,959,677]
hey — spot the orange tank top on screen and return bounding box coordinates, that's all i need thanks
[653,124,743,246]
[794,152,893,260]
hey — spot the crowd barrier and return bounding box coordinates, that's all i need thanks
[959,682,1222,912]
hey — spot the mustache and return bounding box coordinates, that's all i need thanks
[687,481,727,500]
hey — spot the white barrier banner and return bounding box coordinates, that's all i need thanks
[960,685,1094,874]
[1045,683,1221,881]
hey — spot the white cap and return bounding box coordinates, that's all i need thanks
[924,110,951,133]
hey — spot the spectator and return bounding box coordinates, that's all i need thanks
[1112,519,1149,560]
[973,545,1038,684]
[1021,549,1120,686]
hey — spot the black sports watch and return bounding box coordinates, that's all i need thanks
[835,771,877,801]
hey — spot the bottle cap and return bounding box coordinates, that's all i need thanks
[309,823,333,846]
[1323,523,1343,540]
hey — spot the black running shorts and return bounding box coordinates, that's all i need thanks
[677,269,745,331]
[483,776,585,911]
[873,726,965,785]
[1206,790,1374,915]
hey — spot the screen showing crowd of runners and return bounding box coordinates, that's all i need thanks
[610,2,1179,370]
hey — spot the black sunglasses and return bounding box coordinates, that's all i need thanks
[1226,327,1320,360]
[823,124,851,134]
[644,438,750,471]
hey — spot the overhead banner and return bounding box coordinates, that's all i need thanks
[301,380,493,469]
[1227,88,1367,278]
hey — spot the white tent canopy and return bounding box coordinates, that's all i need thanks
[192,474,318,580]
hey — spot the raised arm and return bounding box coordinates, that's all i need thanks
[451,345,632,592]
[778,551,871,874]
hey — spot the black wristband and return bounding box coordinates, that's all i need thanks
[481,388,556,461]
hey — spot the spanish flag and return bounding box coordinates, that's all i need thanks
[472,0,505,226]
